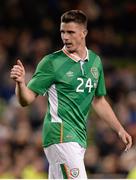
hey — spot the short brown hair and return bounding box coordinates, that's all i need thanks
[61,10,88,28]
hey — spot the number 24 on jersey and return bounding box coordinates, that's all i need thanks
[76,78,93,93]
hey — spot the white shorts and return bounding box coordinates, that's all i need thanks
[44,142,87,179]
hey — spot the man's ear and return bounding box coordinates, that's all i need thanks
[83,29,88,37]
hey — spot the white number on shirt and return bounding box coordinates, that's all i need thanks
[76,78,93,93]
[86,78,93,92]
[76,78,84,92]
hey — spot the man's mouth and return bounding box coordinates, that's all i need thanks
[65,43,72,47]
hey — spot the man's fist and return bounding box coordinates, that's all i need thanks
[10,59,25,84]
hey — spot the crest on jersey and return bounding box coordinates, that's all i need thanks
[70,168,79,178]
[90,67,98,79]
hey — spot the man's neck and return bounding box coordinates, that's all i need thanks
[73,47,87,60]
[64,46,87,61]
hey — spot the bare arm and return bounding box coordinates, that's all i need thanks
[92,96,132,151]
[10,60,37,106]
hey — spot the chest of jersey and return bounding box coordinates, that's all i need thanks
[54,59,99,95]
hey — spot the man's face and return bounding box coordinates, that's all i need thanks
[60,22,87,53]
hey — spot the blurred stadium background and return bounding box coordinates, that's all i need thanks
[0,0,136,179]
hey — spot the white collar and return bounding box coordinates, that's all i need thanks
[62,46,89,62]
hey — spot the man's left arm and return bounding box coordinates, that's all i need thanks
[92,96,132,151]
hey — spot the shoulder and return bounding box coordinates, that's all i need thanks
[38,50,63,65]
[36,50,65,72]
[45,49,64,59]
[88,49,103,66]
[88,49,104,74]
[88,49,101,61]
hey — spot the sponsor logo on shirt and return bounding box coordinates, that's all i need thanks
[66,71,74,77]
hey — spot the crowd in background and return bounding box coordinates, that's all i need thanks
[0,0,136,178]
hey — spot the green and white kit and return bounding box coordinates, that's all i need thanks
[27,47,106,148]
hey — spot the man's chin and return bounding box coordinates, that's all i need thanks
[65,46,75,53]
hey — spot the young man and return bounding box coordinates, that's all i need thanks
[10,10,132,179]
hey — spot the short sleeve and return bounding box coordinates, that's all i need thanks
[95,62,106,96]
[27,56,55,95]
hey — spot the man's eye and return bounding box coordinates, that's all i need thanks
[68,31,75,34]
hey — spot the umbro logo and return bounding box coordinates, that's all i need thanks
[66,71,74,77]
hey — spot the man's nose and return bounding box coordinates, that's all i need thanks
[63,33,69,40]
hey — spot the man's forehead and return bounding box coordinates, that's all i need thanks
[60,22,85,30]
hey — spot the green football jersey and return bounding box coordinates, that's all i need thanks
[27,48,106,148]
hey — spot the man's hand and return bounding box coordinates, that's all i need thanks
[10,59,37,106]
[118,129,132,152]
[10,59,25,84]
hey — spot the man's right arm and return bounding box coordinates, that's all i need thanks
[15,82,37,106]
[10,59,37,106]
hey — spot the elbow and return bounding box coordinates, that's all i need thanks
[16,91,37,107]
[19,100,30,107]
[20,103,28,107]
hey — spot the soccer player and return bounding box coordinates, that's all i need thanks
[10,10,132,179]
